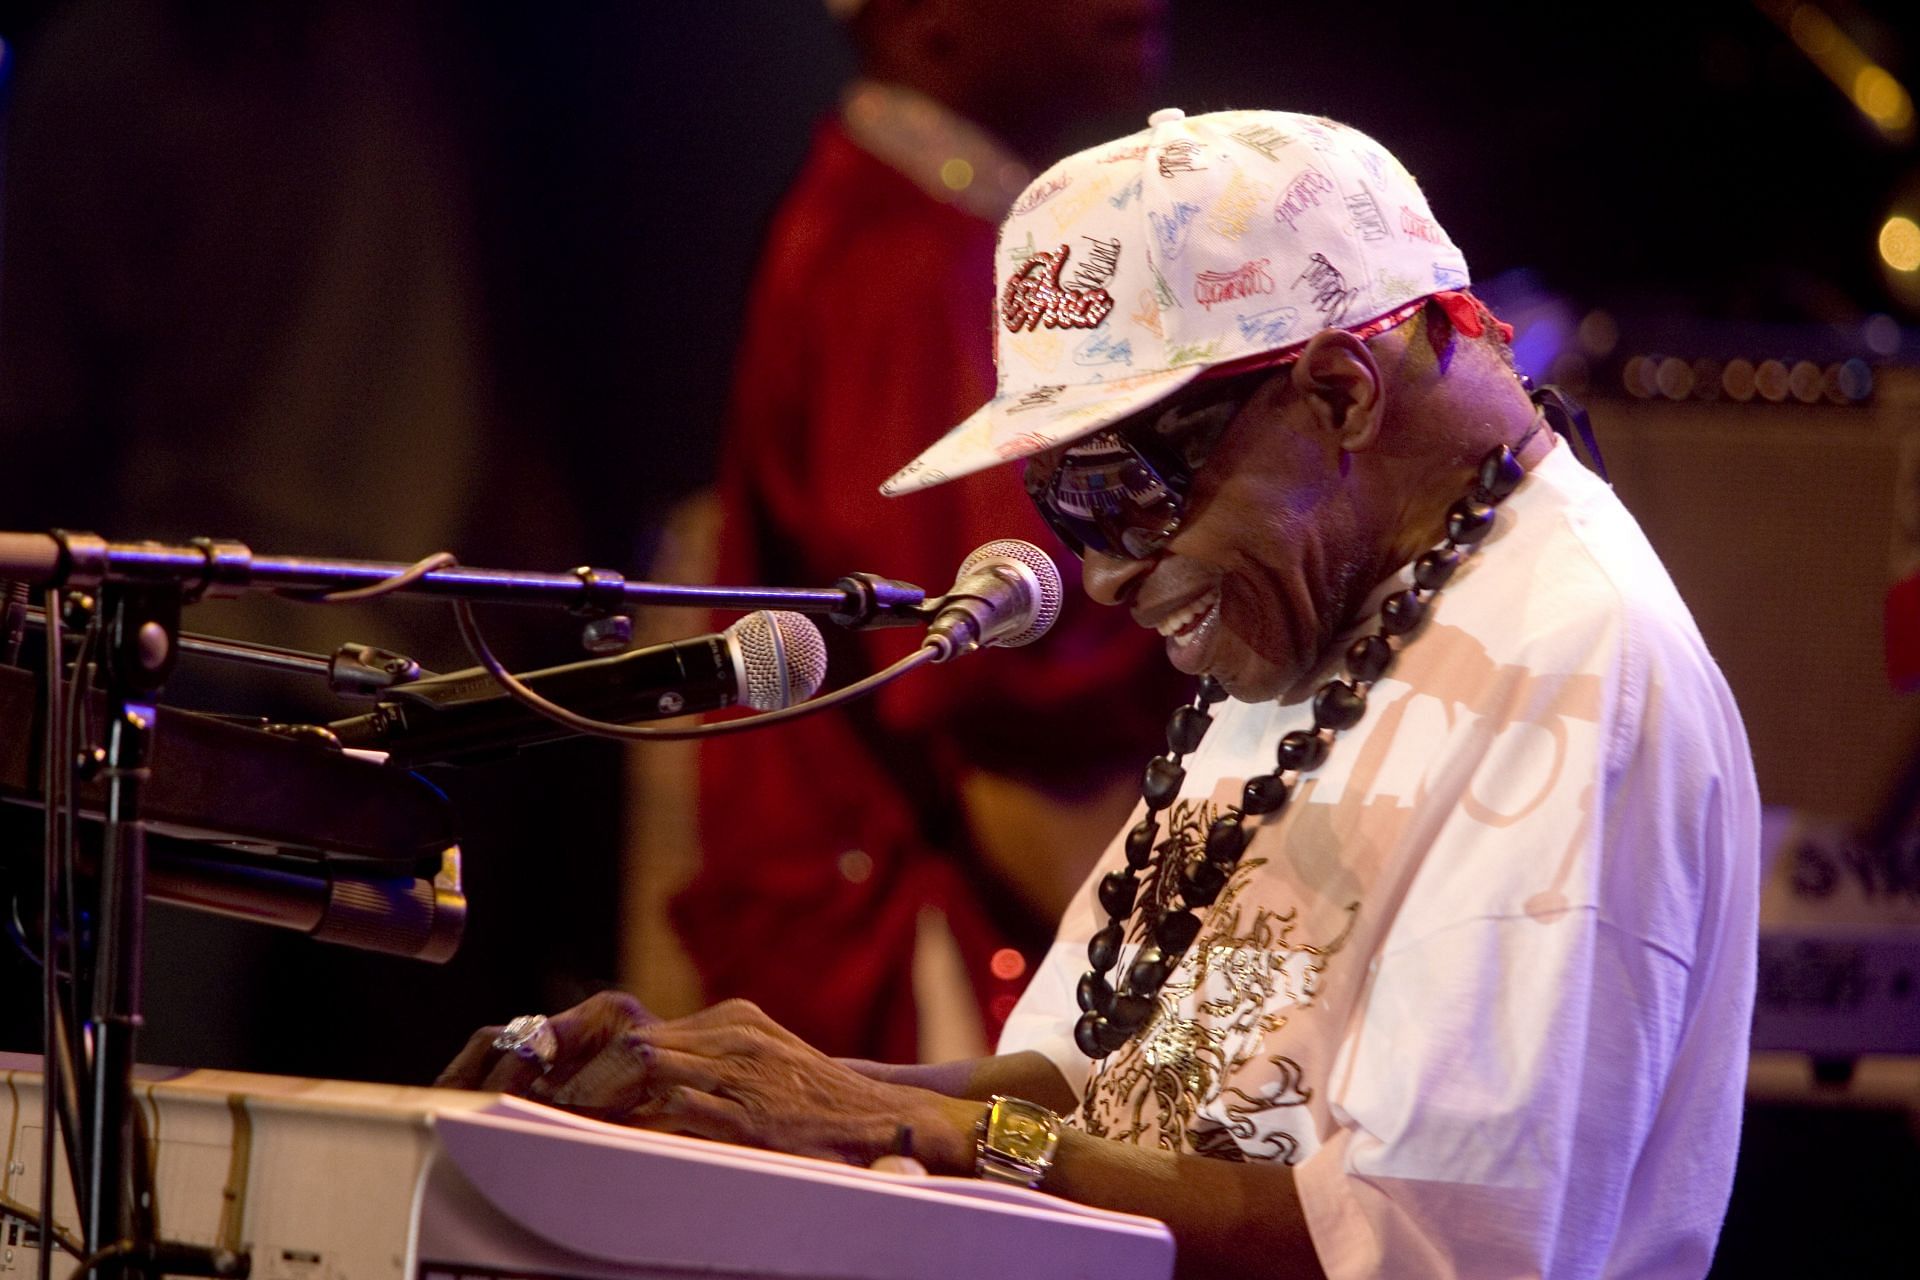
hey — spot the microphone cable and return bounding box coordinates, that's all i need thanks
[447,596,938,743]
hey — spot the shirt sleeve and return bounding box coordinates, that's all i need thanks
[1295,913,1691,1279]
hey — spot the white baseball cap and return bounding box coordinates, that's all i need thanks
[881,107,1475,496]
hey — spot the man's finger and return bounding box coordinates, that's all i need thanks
[628,1086,752,1144]
[546,991,657,1065]
[438,993,660,1097]
[478,1039,551,1095]
[511,992,660,1092]
[543,1040,657,1115]
[626,1038,727,1095]
[651,998,771,1032]
[434,1025,507,1089]
[629,1020,775,1063]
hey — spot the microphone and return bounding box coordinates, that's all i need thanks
[328,610,827,765]
[924,540,1064,661]
[148,842,467,963]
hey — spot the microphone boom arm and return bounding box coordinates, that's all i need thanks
[0,530,930,628]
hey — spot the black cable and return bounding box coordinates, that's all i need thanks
[0,1195,86,1259]
[448,597,940,743]
[63,1239,133,1280]
[35,598,97,1271]
[288,551,457,604]
[60,620,96,1116]
[6,892,67,975]
[38,588,64,1280]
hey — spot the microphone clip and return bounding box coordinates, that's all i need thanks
[829,572,930,630]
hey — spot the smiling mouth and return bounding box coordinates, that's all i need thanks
[1155,587,1220,648]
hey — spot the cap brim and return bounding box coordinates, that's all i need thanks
[880,364,1205,496]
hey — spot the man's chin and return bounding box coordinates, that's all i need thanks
[1208,657,1299,706]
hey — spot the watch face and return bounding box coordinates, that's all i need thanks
[991,1099,1060,1162]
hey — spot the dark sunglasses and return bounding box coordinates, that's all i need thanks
[1022,365,1279,560]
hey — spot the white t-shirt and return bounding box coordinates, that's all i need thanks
[1000,442,1760,1279]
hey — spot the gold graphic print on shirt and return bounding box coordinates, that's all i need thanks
[1077,797,1357,1163]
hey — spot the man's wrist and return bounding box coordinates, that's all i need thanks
[919,1096,990,1175]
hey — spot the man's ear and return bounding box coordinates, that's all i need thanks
[1287,329,1384,452]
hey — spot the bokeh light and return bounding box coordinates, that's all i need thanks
[1855,65,1914,134]
[1722,358,1757,402]
[1881,215,1920,273]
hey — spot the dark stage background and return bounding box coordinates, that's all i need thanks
[1,3,1917,1273]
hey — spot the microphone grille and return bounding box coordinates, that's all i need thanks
[957,539,1064,648]
[725,610,828,711]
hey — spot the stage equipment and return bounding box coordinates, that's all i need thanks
[438,539,1064,743]
[326,611,826,766]
[922,539,1063,659]
[0,1056,1175,1280]
[0,524,1062,1276]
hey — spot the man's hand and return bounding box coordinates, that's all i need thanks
[435,990,658,1115]
[438,997,1318,1276]
[625,999,984,1172]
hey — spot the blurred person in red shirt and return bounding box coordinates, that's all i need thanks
[672,0,1180,1061]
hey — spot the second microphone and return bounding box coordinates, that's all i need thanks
[328,611,827,767]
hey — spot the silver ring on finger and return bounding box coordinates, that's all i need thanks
[492,1014,559,1073]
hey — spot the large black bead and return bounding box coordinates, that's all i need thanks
[1167,705,1211,754]
[1205,816,1247,865]
[1109,992,1156,1032]
[1180,856,1229,906]
[1128,944,1173,993]
[1313,679,1367,731]
[1378,589,1427,637]
[1346,634,1393,683]
[1155,908,1202,953]
[1198,677,1230,704]
[1077,970,1114,1014]
[1447,499,1496,545]
[1142,755,1186,809]
[1476,444,1524,501]
[1413,548,1461,591]
[1276,730,1328,773]
[1088,922,1123,971]
[1075,1013,1105,1059]
[1124,819,1158,870]
[1098,870,1141,918]
[1241,772,1292,815]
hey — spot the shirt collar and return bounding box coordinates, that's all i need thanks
[839,79,1033,223]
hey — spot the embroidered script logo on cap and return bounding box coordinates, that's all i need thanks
[1002,244,1118,332]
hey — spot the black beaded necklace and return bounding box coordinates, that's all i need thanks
[1073,428,1539,1059]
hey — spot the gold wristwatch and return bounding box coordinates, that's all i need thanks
[975,1095,1062,1188]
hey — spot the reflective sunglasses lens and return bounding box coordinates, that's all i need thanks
[1029,435,1183,561]
[1120,521,1175,560]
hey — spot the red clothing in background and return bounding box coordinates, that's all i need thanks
[674,113,1180,1061]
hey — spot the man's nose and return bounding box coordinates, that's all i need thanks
[1081,549,1154,606]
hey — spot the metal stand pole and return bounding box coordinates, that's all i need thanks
[81,584,178,1272]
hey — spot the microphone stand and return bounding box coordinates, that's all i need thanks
[0,526,933,1276]
[82,583,174,1271]
[0,530,929,628]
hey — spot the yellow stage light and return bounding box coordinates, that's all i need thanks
[1855,65,1915,133]
[1880,215,1920,272]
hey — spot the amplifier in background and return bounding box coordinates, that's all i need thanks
[1752,808,1920,1058]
